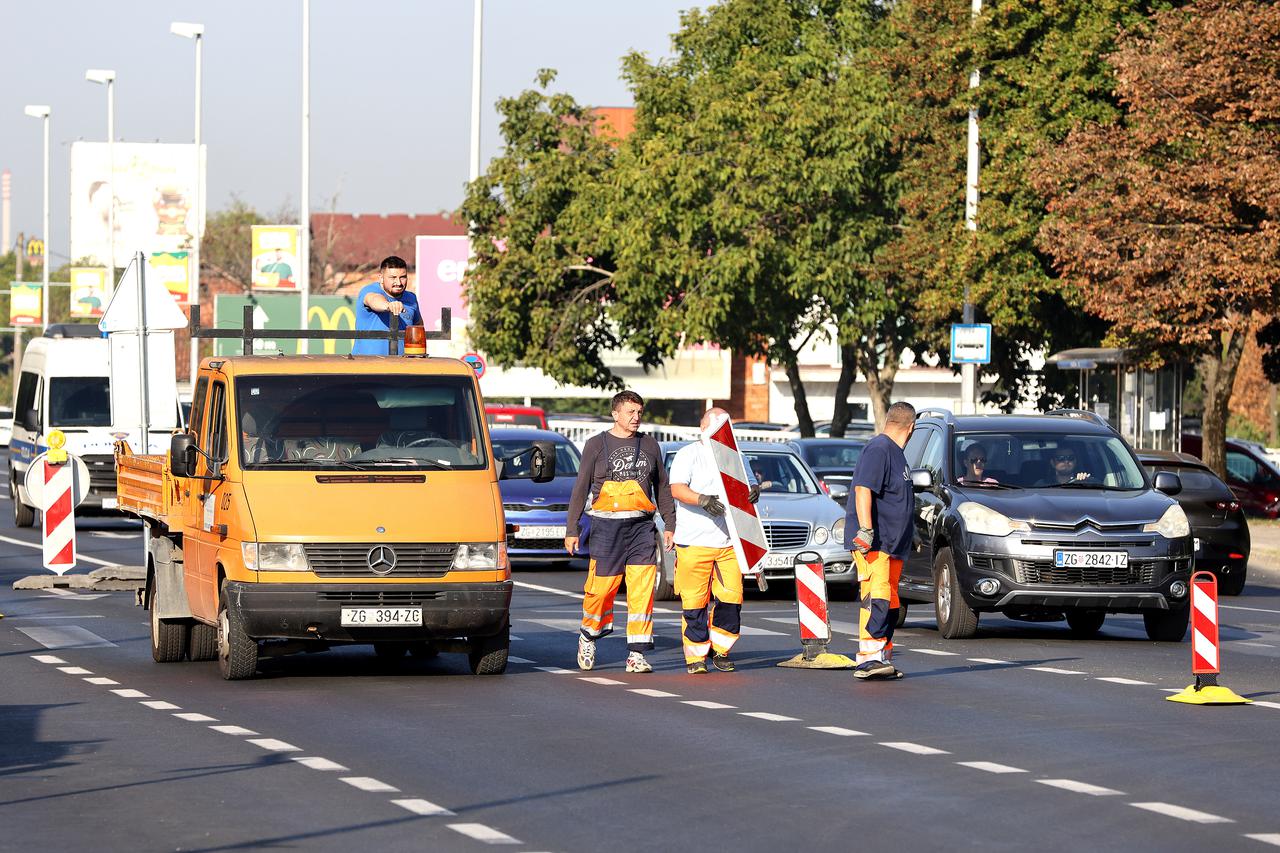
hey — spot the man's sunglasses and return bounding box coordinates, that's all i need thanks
[966,456,986,464]
[1053,454,1076,462]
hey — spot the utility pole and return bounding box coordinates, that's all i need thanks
[1,170,10,253]
[961,0,982,414]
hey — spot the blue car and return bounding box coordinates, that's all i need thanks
[493,428,584,565]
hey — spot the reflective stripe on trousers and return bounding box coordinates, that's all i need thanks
[581,558,656,652]
[676,544,743,664]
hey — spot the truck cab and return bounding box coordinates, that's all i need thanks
[121,354,554,679]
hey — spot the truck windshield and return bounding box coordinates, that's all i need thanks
[50,377,111,427]
[954,432,1147,490]
[237,375,487,471]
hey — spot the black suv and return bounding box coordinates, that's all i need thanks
[900,409,1193,641]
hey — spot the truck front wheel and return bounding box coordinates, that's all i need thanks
[217,581,258,680]
[468,626,509,675]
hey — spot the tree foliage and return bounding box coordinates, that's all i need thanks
[1034,0,1280,475]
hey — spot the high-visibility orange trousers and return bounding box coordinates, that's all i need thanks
[676,545,743,664]
[855,550,902,664]
[581,559,656,652]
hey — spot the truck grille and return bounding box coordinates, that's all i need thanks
[317,590,441,606]
[1013,559,1156,586]
[83,454,116,493]
[764,522,810,550]
[304,543,457,577]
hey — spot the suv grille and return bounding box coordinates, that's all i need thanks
[1021,539,1156,549]
[83,454,116,492]
[304,543,457,577]
[504,502,569,513]
[317,590,441,606]
[1013,559,1157,586]
[764,522,810,550]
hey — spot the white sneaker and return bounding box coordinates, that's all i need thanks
[625,651,653,674]
[577,635,596,671]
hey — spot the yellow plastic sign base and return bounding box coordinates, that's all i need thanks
[1166,684,1251,705]
[778,652,856,669]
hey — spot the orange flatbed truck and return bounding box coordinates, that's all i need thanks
[117,344,554,680]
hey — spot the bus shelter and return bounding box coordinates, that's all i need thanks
[1046,348,1185,452]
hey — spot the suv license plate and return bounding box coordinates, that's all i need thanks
[1053,550,1128,569]
[340,607,423,627]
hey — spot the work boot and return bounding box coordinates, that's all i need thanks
[712,653,736,672]
[625,651,653,673]
[577,635,596,671]
[687,660,709,675]
[853,659,898,680]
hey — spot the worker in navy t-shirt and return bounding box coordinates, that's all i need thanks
[845,400,917,680]
[352,255,421,355]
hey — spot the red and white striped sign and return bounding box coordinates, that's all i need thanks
[701,413,768,577]
[795,557,831,643]
[1191,571,1219,674]
[41,459,77,574]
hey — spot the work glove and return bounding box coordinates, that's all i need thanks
[748,484,760,504]
[697,493,726,516]
[852,527,874,555]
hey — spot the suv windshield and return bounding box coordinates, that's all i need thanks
[492,438,581,477]
[954,431,1146,490]
[50,377,111,427]
[237,374,486,471]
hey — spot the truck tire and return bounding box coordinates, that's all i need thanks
[468,626,509,675]
[934,548,978,639]
[217,581,258,680]
[189,621,219,661]
[11,469,34,528]
[149,581,188,663]
[1066,610,1106,638]
[1144,604,1189,642]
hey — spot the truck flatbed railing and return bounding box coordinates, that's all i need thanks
[190,304,451,355]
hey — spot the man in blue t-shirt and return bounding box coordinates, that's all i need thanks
[845,400,916,680]
[351,255,421,355]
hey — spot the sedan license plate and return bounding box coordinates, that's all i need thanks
[514,525,566,539]
[1053,550,1129,569]
[340,607,423,627]
[763,552,796,569]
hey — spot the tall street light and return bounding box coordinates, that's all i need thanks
[299,0,310,348]
[469,0,483,184]
[171,21,204,383]
[85,69,116,292]
[23,105,51,331]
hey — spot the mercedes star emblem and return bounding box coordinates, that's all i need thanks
[367,545,398,575]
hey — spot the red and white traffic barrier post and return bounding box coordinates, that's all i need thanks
[778,551,854,669]
[40,430,77,575]
[1168,571,1249,705]
[702,414,769,592]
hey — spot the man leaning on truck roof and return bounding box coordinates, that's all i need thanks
[352,255,422,355]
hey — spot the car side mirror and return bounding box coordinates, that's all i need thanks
[529,440,557,483]
[1153,470,1182,496]
[170,432,197,478]
[910,468,934,491]
[21,408,38,432]
[826,482,849,499]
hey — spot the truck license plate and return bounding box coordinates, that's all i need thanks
[340,607,423,627]
[1053,550,1129,569]
[514,525,566,539]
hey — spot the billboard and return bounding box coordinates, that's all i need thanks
[69,267,108,318]
[9,282,42,326]
[147,251,190,305]
[214,294,359,356]
[415,235,470,330]
[251,225,301,290]
[69,141,206,270]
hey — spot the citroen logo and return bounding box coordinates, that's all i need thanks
[367,545,398,575]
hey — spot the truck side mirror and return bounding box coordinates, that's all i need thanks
[529,440,557,483]
[170,433,197,478]
[21,408,38,432]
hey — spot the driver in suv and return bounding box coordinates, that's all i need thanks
[900,409,1193,642]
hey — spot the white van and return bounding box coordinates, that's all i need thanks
[8,325,178,526]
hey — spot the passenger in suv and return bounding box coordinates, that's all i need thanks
[902,409,1193,642]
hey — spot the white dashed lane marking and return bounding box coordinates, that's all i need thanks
[579,676,626,686]
[57,666,92,675]
[968,658,1013,665]
[535,666,573,674]
[84,677,119,685]
[210,725,259,736]
[249,738,301,752]
[1095,677,1153,686]
[879,742,950,756]
[174,712,218,723]
[1038,779,1124,796]
[1245,834,1280,847]
[507,656,535,664]
[1131,802,1233,824]
[30,654,66,664]
[957,761,1025,774]
[141,700,181,711]
[809,726,869,737]
[448,823,522,845]
[392,798,456,817]
[1026,667,1087,675]
[630,688,680,698]
[293,756,348,772]
[341,777,399,793]
[110,688,148,699]
[682,700,735,710]
[904,648,959,657]
[739,712,800,722]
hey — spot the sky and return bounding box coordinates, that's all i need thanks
[0,0,697,265]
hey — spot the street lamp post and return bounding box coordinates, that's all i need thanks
[299,0,310,348]
[469,0,484,184]
[961,0,982,415]
[23,105,51,331]
[171,22,204,383]
[86,70,116,293]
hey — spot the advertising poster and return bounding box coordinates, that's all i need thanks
[214,294,357,356]
[415,235,469,356]
[69,141,206,270]
[69,267,109,318]
[251,225,300,290]
[9,282,43,326]
[148,251,190,305]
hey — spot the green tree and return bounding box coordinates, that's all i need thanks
[200,197,269,292]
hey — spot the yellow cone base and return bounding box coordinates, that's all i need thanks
[1166,683,1251,705]
[778,652,856,669]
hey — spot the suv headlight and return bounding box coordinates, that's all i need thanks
[1143,504,1190,538]
[242,542,310,571]
[831,518,846,544]
[453,542,507,570]
[957,502,1029,537]
[813,526,829,545]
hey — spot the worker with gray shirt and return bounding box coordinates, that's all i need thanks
[564,390,676,674]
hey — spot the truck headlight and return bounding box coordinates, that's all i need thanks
[1143,504,1190,538]
[813,526,829,545]
[242,542,310,571]
[958,502,1030,537]
[453,542,507,570]
[831,518,845,544]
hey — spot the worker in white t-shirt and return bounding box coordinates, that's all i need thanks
[668,407,760,674]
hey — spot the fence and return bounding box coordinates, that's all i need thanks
[534,418,801,449]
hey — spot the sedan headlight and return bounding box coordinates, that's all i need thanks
[813,526,829,545]
[1143,504,1190,538]
[957,502,1029,537]
[831,518,846,544]
[453,542,508,570]
[242,542,310,571]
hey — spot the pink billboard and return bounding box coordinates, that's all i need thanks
[415,235,470,332]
